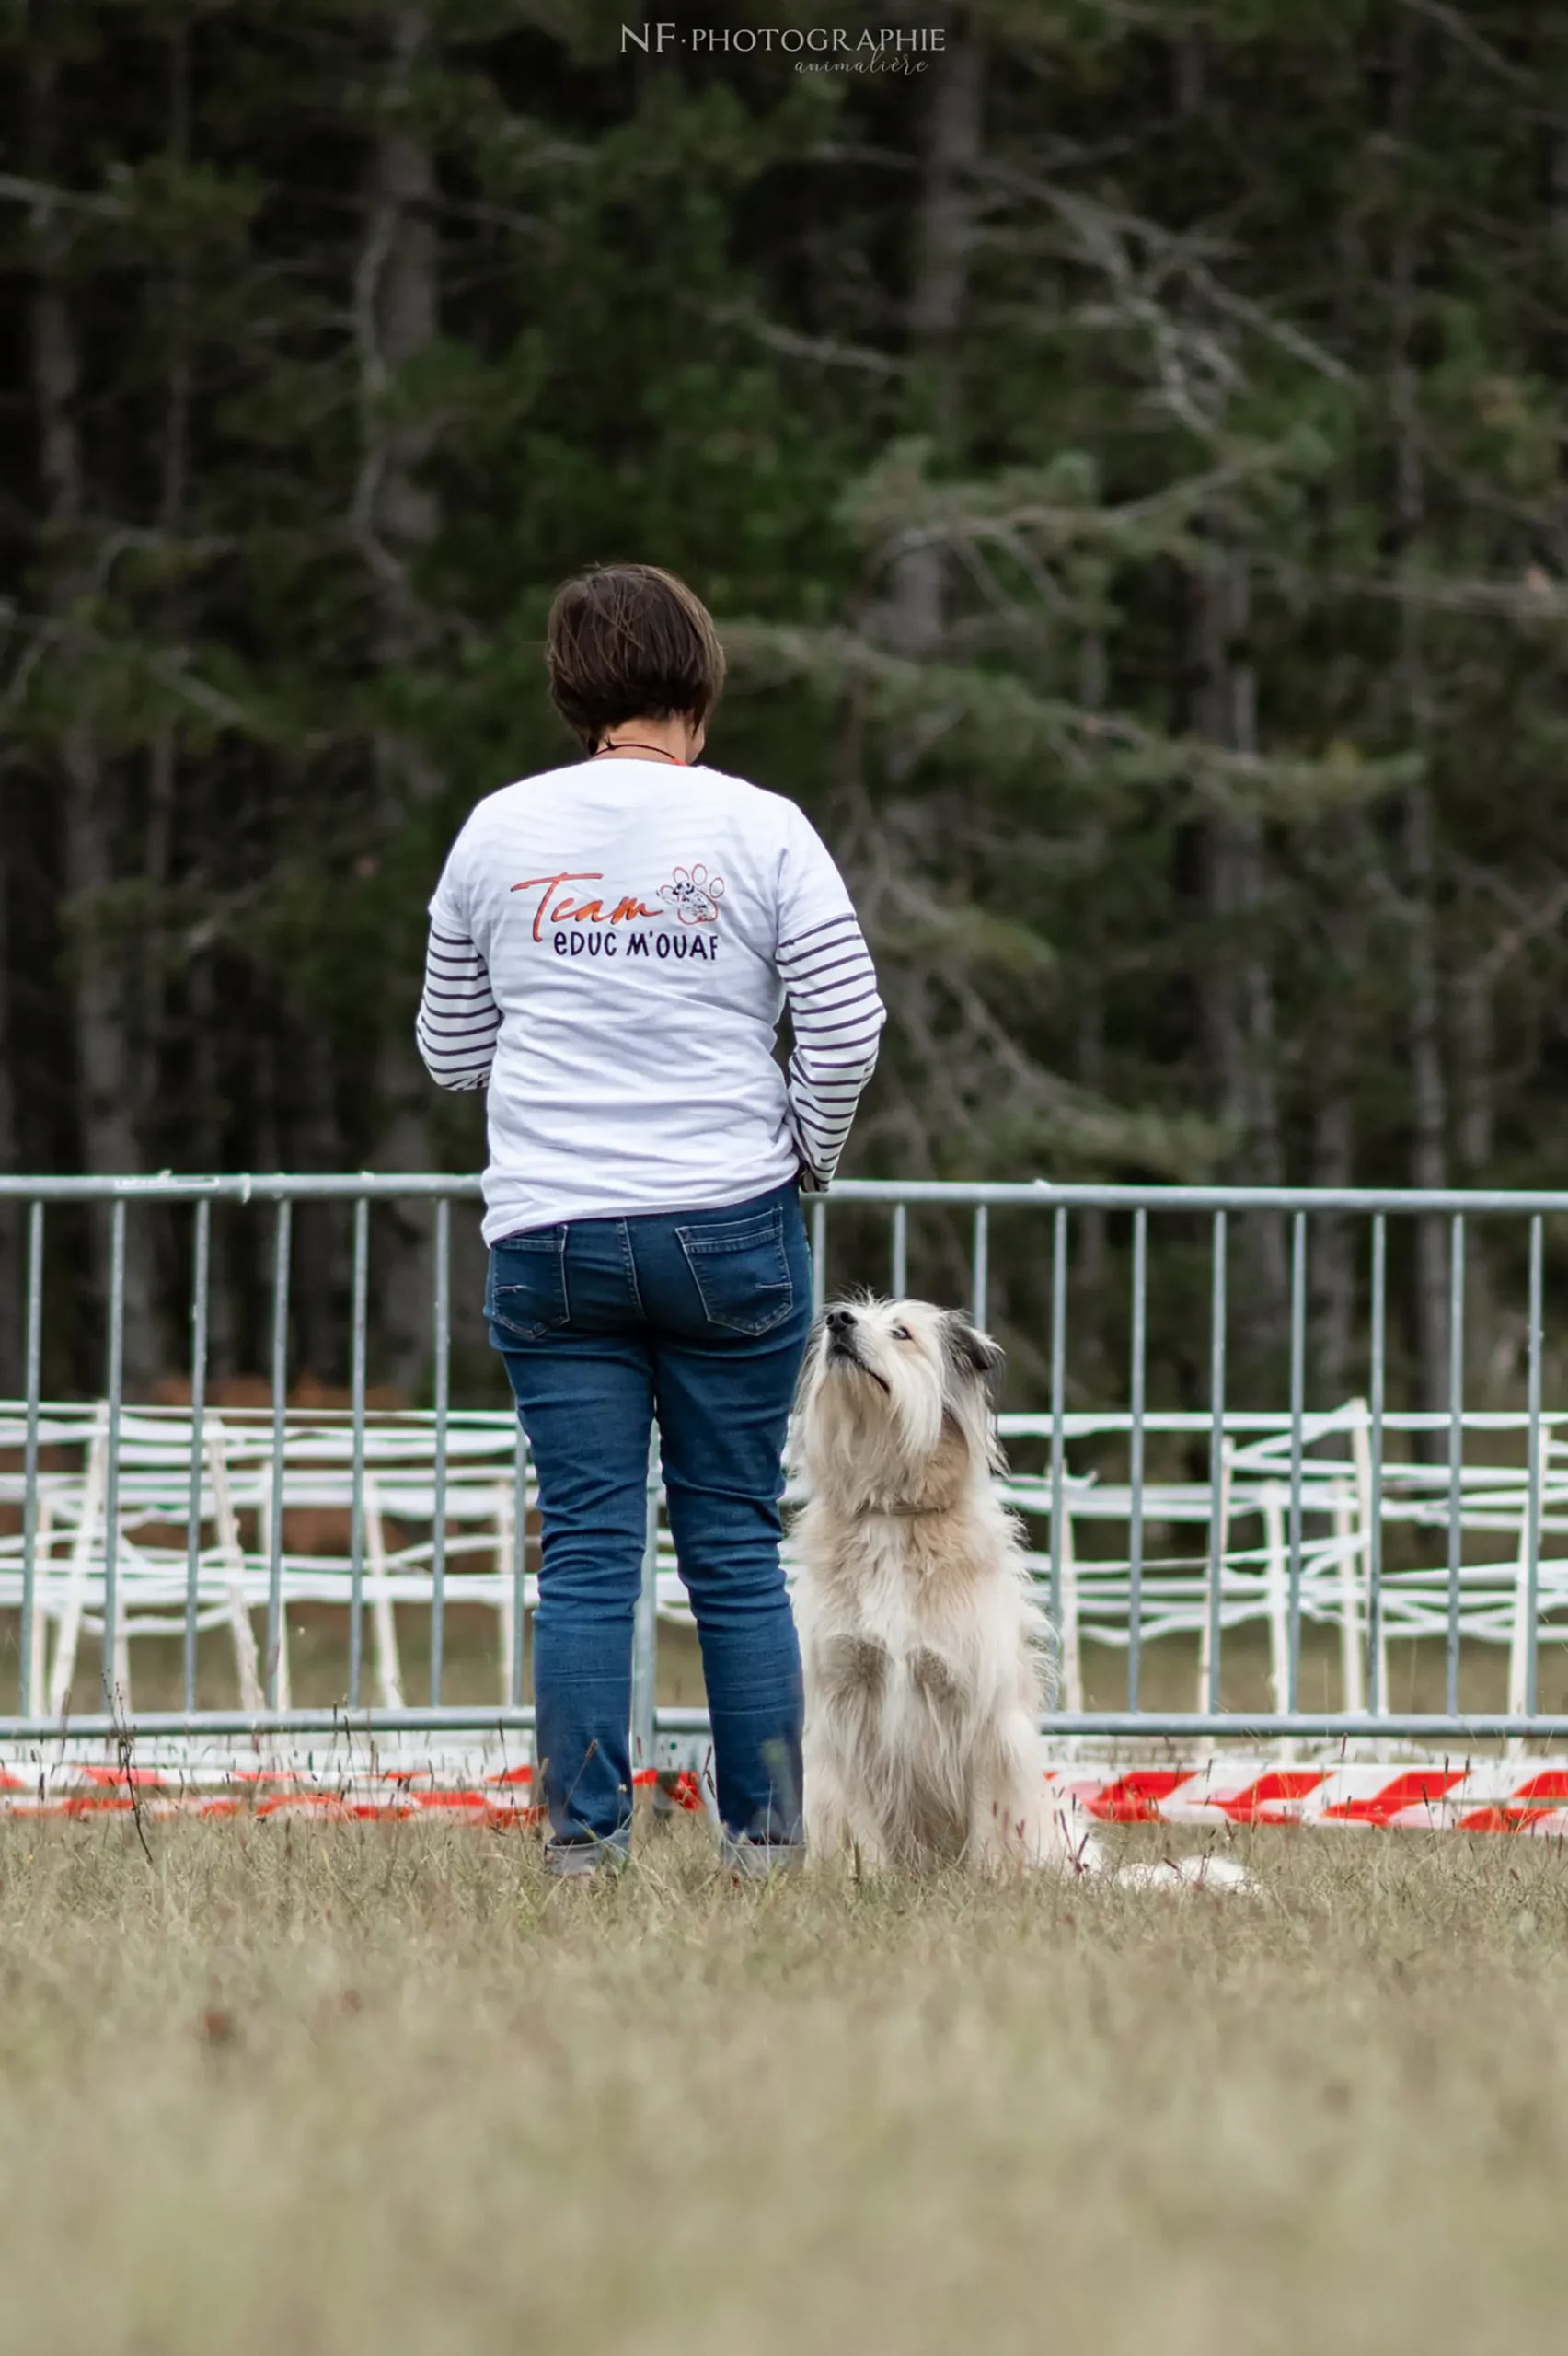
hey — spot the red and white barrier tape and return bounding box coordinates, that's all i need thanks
[0,1757,668,1825]
[1049,1761,1568,1838]
[0,1747,1564,1834]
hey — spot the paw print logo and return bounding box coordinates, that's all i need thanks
[659,863,726,926]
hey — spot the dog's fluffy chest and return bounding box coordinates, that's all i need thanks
[794,1511,1024,1723]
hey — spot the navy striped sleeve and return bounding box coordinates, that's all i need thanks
[416,922,500,1093]
[775,828,884,1185]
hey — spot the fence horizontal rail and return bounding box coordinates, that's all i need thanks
[0,1707,1562,1745]
[8,1173,1568,1213]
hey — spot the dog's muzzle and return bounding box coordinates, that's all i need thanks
[823,1307,861,1368]
[822,1310,887,1392]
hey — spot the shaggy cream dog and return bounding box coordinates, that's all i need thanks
[791,1297,1249,1889]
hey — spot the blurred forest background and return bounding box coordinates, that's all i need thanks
[4,0,1568,1413]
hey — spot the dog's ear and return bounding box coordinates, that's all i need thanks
[940,1311,1006,1412]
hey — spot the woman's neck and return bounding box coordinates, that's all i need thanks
[592,714,702,765]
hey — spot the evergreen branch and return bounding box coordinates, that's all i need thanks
[5,608,264,736]
[1268,560,1568,621]
[709,304,910,377]
[1451,872,1568,989]
[722,620,1413,815]
[0,172,124,221]
[839,440,1322,567]
[1188,272,1359,391]
[1397,0,1539,90]
[982,167,1358,390]
[853,827,1225,1180]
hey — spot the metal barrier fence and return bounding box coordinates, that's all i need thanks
[2,1172,1567,1753]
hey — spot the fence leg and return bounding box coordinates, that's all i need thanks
[49,1417,106,1721]
[1057,1499,1082,1719]
[111,1585,133,1719]
[1195,1439,1232,1747]
[1334,1467,1365,1720]
[211,1423,263,1715]
[255,1444,293,1714]
[496,1479,514,1704]
[29,1496,54,1720]
[1262,1483,1291,1757]
[367,1478,405,1712]
[1507,1498,1532,1762]
[272,1588,292,1715]
[257,1461,272,1703]
[1348,1397,1388,1719]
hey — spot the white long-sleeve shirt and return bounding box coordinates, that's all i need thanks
[417,758,883,1243]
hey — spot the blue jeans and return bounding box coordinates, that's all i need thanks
[484,1180,812,1861]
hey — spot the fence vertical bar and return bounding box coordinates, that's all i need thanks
[429,1198,451,1709]
[1525,1214,1544,1717]
[1126,1207,1147,1712]
[1446,1215,1465,1717]
[1048,1208,1067,1637]
[184,1200,211,1714]
[1366,1216,1387,1715]
[972,1205,989,1331]
[631,1428,660,1786]
[347,1197,369,1707]
[101,1198,127,1708]
[17,1202,43,1717]
[510,1425,527,1710]
[1286,1212,1307,1714]
[811,1198,826,1314]
[265,1200,291,1710]
[891,1200,908,1299]
[1205,1211,1227,1715]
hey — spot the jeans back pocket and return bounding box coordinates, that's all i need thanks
[675,1206,794,1337]
[486,1229,570,1344]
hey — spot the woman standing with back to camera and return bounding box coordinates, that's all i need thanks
[416,565,884,1875]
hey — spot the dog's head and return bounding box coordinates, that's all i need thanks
[791,1297,1006,1513]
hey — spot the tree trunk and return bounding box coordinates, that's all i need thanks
[291,1028,351,1386]
[1192,546,1287,1373]
[885,20,986,657]
[1451,956,1495,1386]
[126,17,195,1361]
[353,7,442,607]
[1308,858,1365,1404]
[358,7,444,1393]
[144,15,191,1144]
[0,826,20,1395]
[1073,620,1110,1369]
[1402,781,1449,1421]
[189,950,238,1379]
[1073,985,1108,1380]
[28,31,159,1384]
[1389,171,1449,1430]
[1178,32,1285,1366]
[1310,1084,1355,1403]
[1550,122,1568,248]
[62,729,161,1380]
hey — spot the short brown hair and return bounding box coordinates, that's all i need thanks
[544,563,726,750]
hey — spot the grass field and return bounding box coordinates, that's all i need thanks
[0,1811,1562,2353]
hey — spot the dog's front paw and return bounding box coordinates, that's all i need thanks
[819,1634,891,1695]
[908,1646,961,1706]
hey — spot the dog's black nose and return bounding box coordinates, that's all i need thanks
[824,1305,855,1334]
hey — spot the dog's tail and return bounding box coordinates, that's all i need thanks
[1112,1854,1257,1895]
[1055,1805,1258,1895]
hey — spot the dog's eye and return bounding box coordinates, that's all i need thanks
[890,1323,912,1342]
